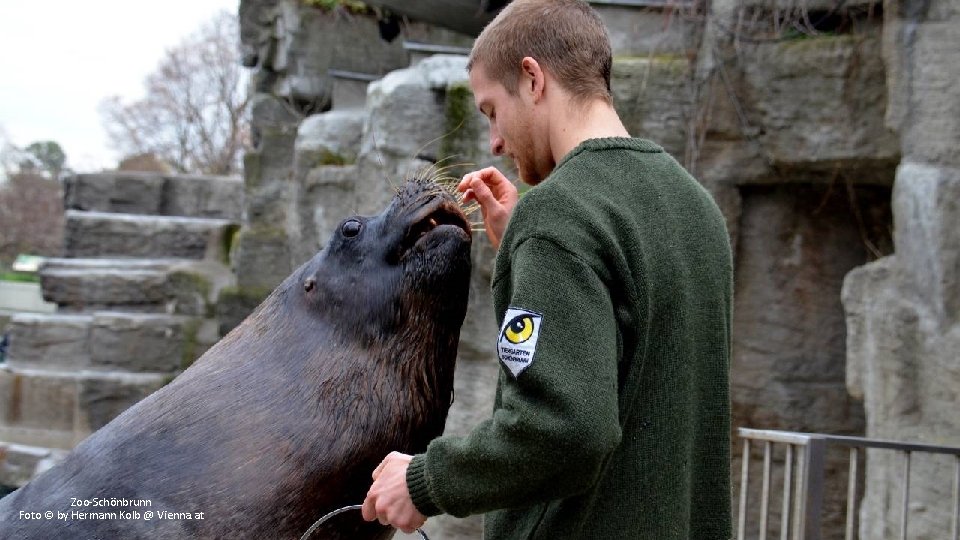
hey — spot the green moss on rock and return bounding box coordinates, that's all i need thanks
[216,286,273,338]
[302,0,369,13]
[180,319,202,371]
[439,83,481,179]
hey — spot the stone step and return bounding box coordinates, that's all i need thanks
[64,211,238,261]
[6,311,217,374]
[63,172,243,220]
[0,441,68,487]
[0,366,167,449]
[5,314,92,370]
[39,258,235,315]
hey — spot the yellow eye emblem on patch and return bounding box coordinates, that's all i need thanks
[503,315,535,344]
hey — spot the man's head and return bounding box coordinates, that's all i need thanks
[468,0,613,104]
[467,0,614,185]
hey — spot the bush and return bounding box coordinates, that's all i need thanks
[0,271,39,283]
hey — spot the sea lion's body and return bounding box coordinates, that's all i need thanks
[0,178,473,539]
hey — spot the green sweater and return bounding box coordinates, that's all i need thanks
[407,138,732,539]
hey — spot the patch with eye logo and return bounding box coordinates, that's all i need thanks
[497,307,544,378]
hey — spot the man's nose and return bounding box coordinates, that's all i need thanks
[490,134,504,156]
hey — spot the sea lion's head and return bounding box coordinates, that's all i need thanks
[295,177,473,351]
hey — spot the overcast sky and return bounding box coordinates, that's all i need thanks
[0,0,241,172]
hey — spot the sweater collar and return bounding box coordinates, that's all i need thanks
[553,137,663,174]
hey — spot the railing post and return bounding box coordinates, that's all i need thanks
[802,437,826,540]
[845,447,858,540]
[738,427,960,540]
[952,454,959,540]
[782,444,793,540]
[738,438,751,540]
[900,451,911,540]
[760,440,772,540]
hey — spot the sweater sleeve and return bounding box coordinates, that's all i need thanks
[407,236,623,517]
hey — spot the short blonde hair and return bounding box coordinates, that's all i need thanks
[468,0,613,103]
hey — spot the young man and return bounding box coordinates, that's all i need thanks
[363,1,733,538]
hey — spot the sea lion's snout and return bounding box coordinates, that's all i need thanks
[399,197,472,259]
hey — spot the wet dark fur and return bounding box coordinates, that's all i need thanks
[0,179,472,539]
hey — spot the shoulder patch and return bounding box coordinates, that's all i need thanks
[497,307,544,378]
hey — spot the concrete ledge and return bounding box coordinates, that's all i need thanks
[0,282,56,314]
[0,441,69,485]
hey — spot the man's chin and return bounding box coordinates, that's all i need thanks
[518,166,543,186]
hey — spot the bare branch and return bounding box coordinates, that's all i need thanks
[99,11,249,175]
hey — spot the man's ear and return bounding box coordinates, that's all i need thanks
[520,57,546,103]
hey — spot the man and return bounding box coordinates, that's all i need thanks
[362,1,733,538]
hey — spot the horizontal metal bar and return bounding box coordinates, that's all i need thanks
[738,428,960,456]
[820,434,960,455]
[587,0,696,8]
[327,69,381,82]
[402,41,471,56]
[739,428,817,446]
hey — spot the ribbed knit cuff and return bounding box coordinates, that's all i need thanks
[406,453,442,517]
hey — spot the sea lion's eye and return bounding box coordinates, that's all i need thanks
[341,219,362,238]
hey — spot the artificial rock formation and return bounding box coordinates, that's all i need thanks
[841,1,960,538]
[233,1,938,538]
[2,2,956,540]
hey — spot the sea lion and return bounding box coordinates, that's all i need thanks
[0,176,473,539]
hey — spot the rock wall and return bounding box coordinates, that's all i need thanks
[841,1,960,538]
[233,0,941,538]
[689,1,903,536]
[0,0,930,537]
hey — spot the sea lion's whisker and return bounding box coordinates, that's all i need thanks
[404,118,467,180]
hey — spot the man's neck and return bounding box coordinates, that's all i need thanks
[549,99,630,164]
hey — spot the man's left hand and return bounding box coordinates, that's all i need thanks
[362,452,426,534]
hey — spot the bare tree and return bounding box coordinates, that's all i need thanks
[100,11,249,175]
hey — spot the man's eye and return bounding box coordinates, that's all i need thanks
[341,219,362,237]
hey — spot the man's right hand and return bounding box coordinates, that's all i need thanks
[458,167,519,250]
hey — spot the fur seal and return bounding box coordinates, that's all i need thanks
[0,177,473,539]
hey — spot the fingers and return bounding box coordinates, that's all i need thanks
[362,489,427,531]
[469,176,500,209]
[363,452,424,531]
[457,167,519,250]
[361,492,377,522]
[372,457,387,480]
[458,167,513,197]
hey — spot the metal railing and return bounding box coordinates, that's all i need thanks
[736,428,960,540]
